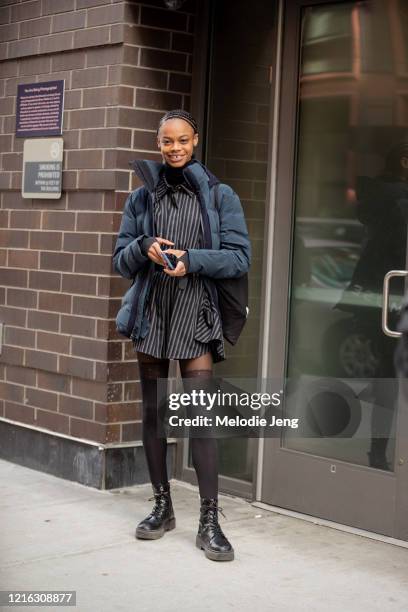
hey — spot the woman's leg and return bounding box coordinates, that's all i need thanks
[137,352,170,487]
[179,352,234,561]
[135,352,175,540]
[179,352,218,499]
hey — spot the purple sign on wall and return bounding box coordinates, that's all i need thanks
[16,80,64,138]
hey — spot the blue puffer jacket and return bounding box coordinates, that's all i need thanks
[112,158,251,341]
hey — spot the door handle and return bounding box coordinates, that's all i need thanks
[382,270,408,338]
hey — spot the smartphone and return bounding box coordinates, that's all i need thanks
[161,251,178,270]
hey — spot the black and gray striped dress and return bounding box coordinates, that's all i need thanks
[133,174,225,363]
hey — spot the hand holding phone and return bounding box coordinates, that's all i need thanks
[161,252,178,270]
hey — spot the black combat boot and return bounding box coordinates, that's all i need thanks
[196,497,234,561]
[135,482,175,540]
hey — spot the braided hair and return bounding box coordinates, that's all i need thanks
[157,109,198,135]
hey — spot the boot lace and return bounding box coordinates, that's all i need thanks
[147,492,169,518]
[203,502,227,537]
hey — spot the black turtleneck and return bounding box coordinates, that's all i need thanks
[163,156,197,186]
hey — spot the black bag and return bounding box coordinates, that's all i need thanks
[213,183,249,346]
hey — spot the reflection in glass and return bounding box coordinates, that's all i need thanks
[285,1,408,471]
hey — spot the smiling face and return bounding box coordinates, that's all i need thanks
[157,118,198,167]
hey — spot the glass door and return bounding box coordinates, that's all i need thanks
[261,0,408,539]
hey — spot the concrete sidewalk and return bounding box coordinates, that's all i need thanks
[1,458,408,612]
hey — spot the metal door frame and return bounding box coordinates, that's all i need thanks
[258,0,408,539]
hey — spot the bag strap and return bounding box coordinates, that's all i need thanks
[213,182,220,212]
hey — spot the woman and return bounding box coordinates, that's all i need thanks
[113,109,251,562]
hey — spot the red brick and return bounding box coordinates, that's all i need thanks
[96,276,110,296]
[66,150,103,170]
[20,16,51,38]
[87,3,124,27]
[99,234,115,254]
[40,252,73,272]
[6,365,36,387]
[52,50,85,71]
[71,337,107,361]
[73,25,110,49]
[0,172,11,189]
[123,25,170,49]
[0,306,25,330]
[2,152,21,171]
[59,355,94,379]
[0,135,12,152]
[0,381,24,403]
[70,418,114,443]
[0,59,17,78]
[7,288,37,309]
[64,130,80,149]
[72,378,109,402]
[60,314,95,337]
[10,210,41,229]
[38,291,72,314]
[42,210,75,230]
[122,422,142,441]
[38,371,70,394]
[82,85,132,108]
[1,345,24,367]
[140,48,187,72]
[11,1,41,22]
[0,229,29,248]
[37,331,70,354]
[5,326,35,348]
[25,349,58,372]
[107,64,121,85]
[36,409,69,434]
[86,44,122,67]
[8,250,39,269]
[80,128,129,149]
[68,191,104,211]
[42,0,76,14]
[135,88,182,111]
[94,401,140,423]
[71,66,107,89]
[75,253,113,275]
[52,10,86,33]
[27,310,59,332]
[117,107,161,131]
[0,22,18,41]
[5,401,35,425]
[60,394,93,418]
[30,231,62,251]
[107,341,122,361]
[121,65,167,89]
[106,361,138,382]
[61,274,97,296]
[76,212,113,232]
[39,32,73,55]
[29,270,61,292]
[26,387,58,411]
[61,171,78,190]
[124,380,142,402]
[63,233,99,253]
[72,295,109,317]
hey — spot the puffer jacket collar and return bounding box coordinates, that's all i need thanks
[130,158,220,194]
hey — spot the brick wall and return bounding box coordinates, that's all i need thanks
[0,0,197,444]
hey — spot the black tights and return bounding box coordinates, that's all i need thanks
[137,352,218,499]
